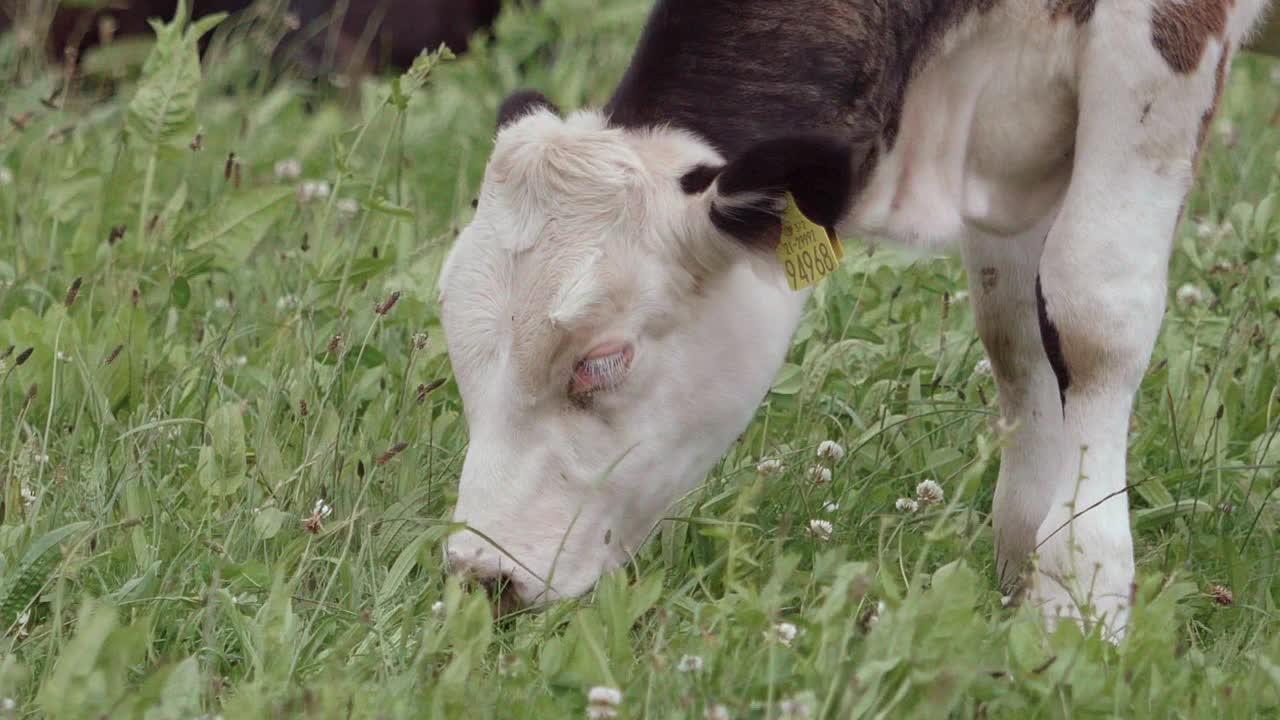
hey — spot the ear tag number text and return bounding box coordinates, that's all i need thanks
[778,193,844,291]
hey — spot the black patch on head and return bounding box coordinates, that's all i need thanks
[497,89,560,130]
[680,164,723,194]
[710,133,858,246]
[1036,275,1072,412]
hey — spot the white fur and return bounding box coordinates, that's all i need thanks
[442,0,1273,634]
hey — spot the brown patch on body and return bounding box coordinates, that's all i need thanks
[1151,0,1232,74]
[1050,0,1097,24]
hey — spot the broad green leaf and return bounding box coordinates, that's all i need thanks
[126,1,225,147]
[187,186,295,261]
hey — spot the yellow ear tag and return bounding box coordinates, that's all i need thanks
[777,193,844,291]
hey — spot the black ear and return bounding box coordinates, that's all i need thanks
[497,89,560,130]
[697,134,860,246]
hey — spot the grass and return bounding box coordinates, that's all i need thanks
[1,1,1279,717]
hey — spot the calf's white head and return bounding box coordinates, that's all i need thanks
[440,91,859,610]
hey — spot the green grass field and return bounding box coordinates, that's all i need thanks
[2,2,1280,717]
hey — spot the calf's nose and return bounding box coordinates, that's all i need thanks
[445,547,526,617]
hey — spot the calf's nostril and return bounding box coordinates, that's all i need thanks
[477,572,523,617]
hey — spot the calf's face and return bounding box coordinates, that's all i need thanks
[441,95,859,609]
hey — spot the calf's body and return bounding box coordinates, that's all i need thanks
[441,0,1273,636]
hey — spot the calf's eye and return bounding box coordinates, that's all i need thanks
[570,342,634,397]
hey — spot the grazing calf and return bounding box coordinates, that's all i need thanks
[440,0,1273,635]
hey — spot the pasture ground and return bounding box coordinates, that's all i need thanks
[2,1,1280,717]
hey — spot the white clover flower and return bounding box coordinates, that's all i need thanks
[1000,595,1013,608]
[807,519,834,541]
[704,704,731,720]
[55,350,71,363]
[233,355,248,369]
[276,294,299,312]
[336,198,359,216]
[213,297,231,312]
[1176,283,1205,308]
[677,654,704,673]
[20,484,36,508]
[1196,221,1217,240]
[816,440,845,462]
[807,466,832,484]
[313,499,333,519]
[895,497,919,513]
[915,479,945,506]
[273,158,302,181]
[0,166,12,186]
[973,357,993,378]
[298,179,331,203]
[778,697,812,719]
[0,698,14,711]
[824,501,839,513]
[35,454,49,465]
[16,610,29,628]
[756,458,784,476]
[431,600,446,618]
[586,686,622,719]
[952,290,969,304]
[767,621,798,646]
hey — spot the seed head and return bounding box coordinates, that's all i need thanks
[16,347,33,366]
[376,441,409,466]
[816,440,845,462]
[326,335,343,354]
[417,378,446,402]
[105,344,123,365]
[375,291,401,315]
[412,331,429,350]
[64,277,82,308]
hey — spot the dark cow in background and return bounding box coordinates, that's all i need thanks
[0,0,513,72]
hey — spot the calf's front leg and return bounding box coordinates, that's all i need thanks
[1027,19,1232,637]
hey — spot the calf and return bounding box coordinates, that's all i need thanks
[440,0,1273,636]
